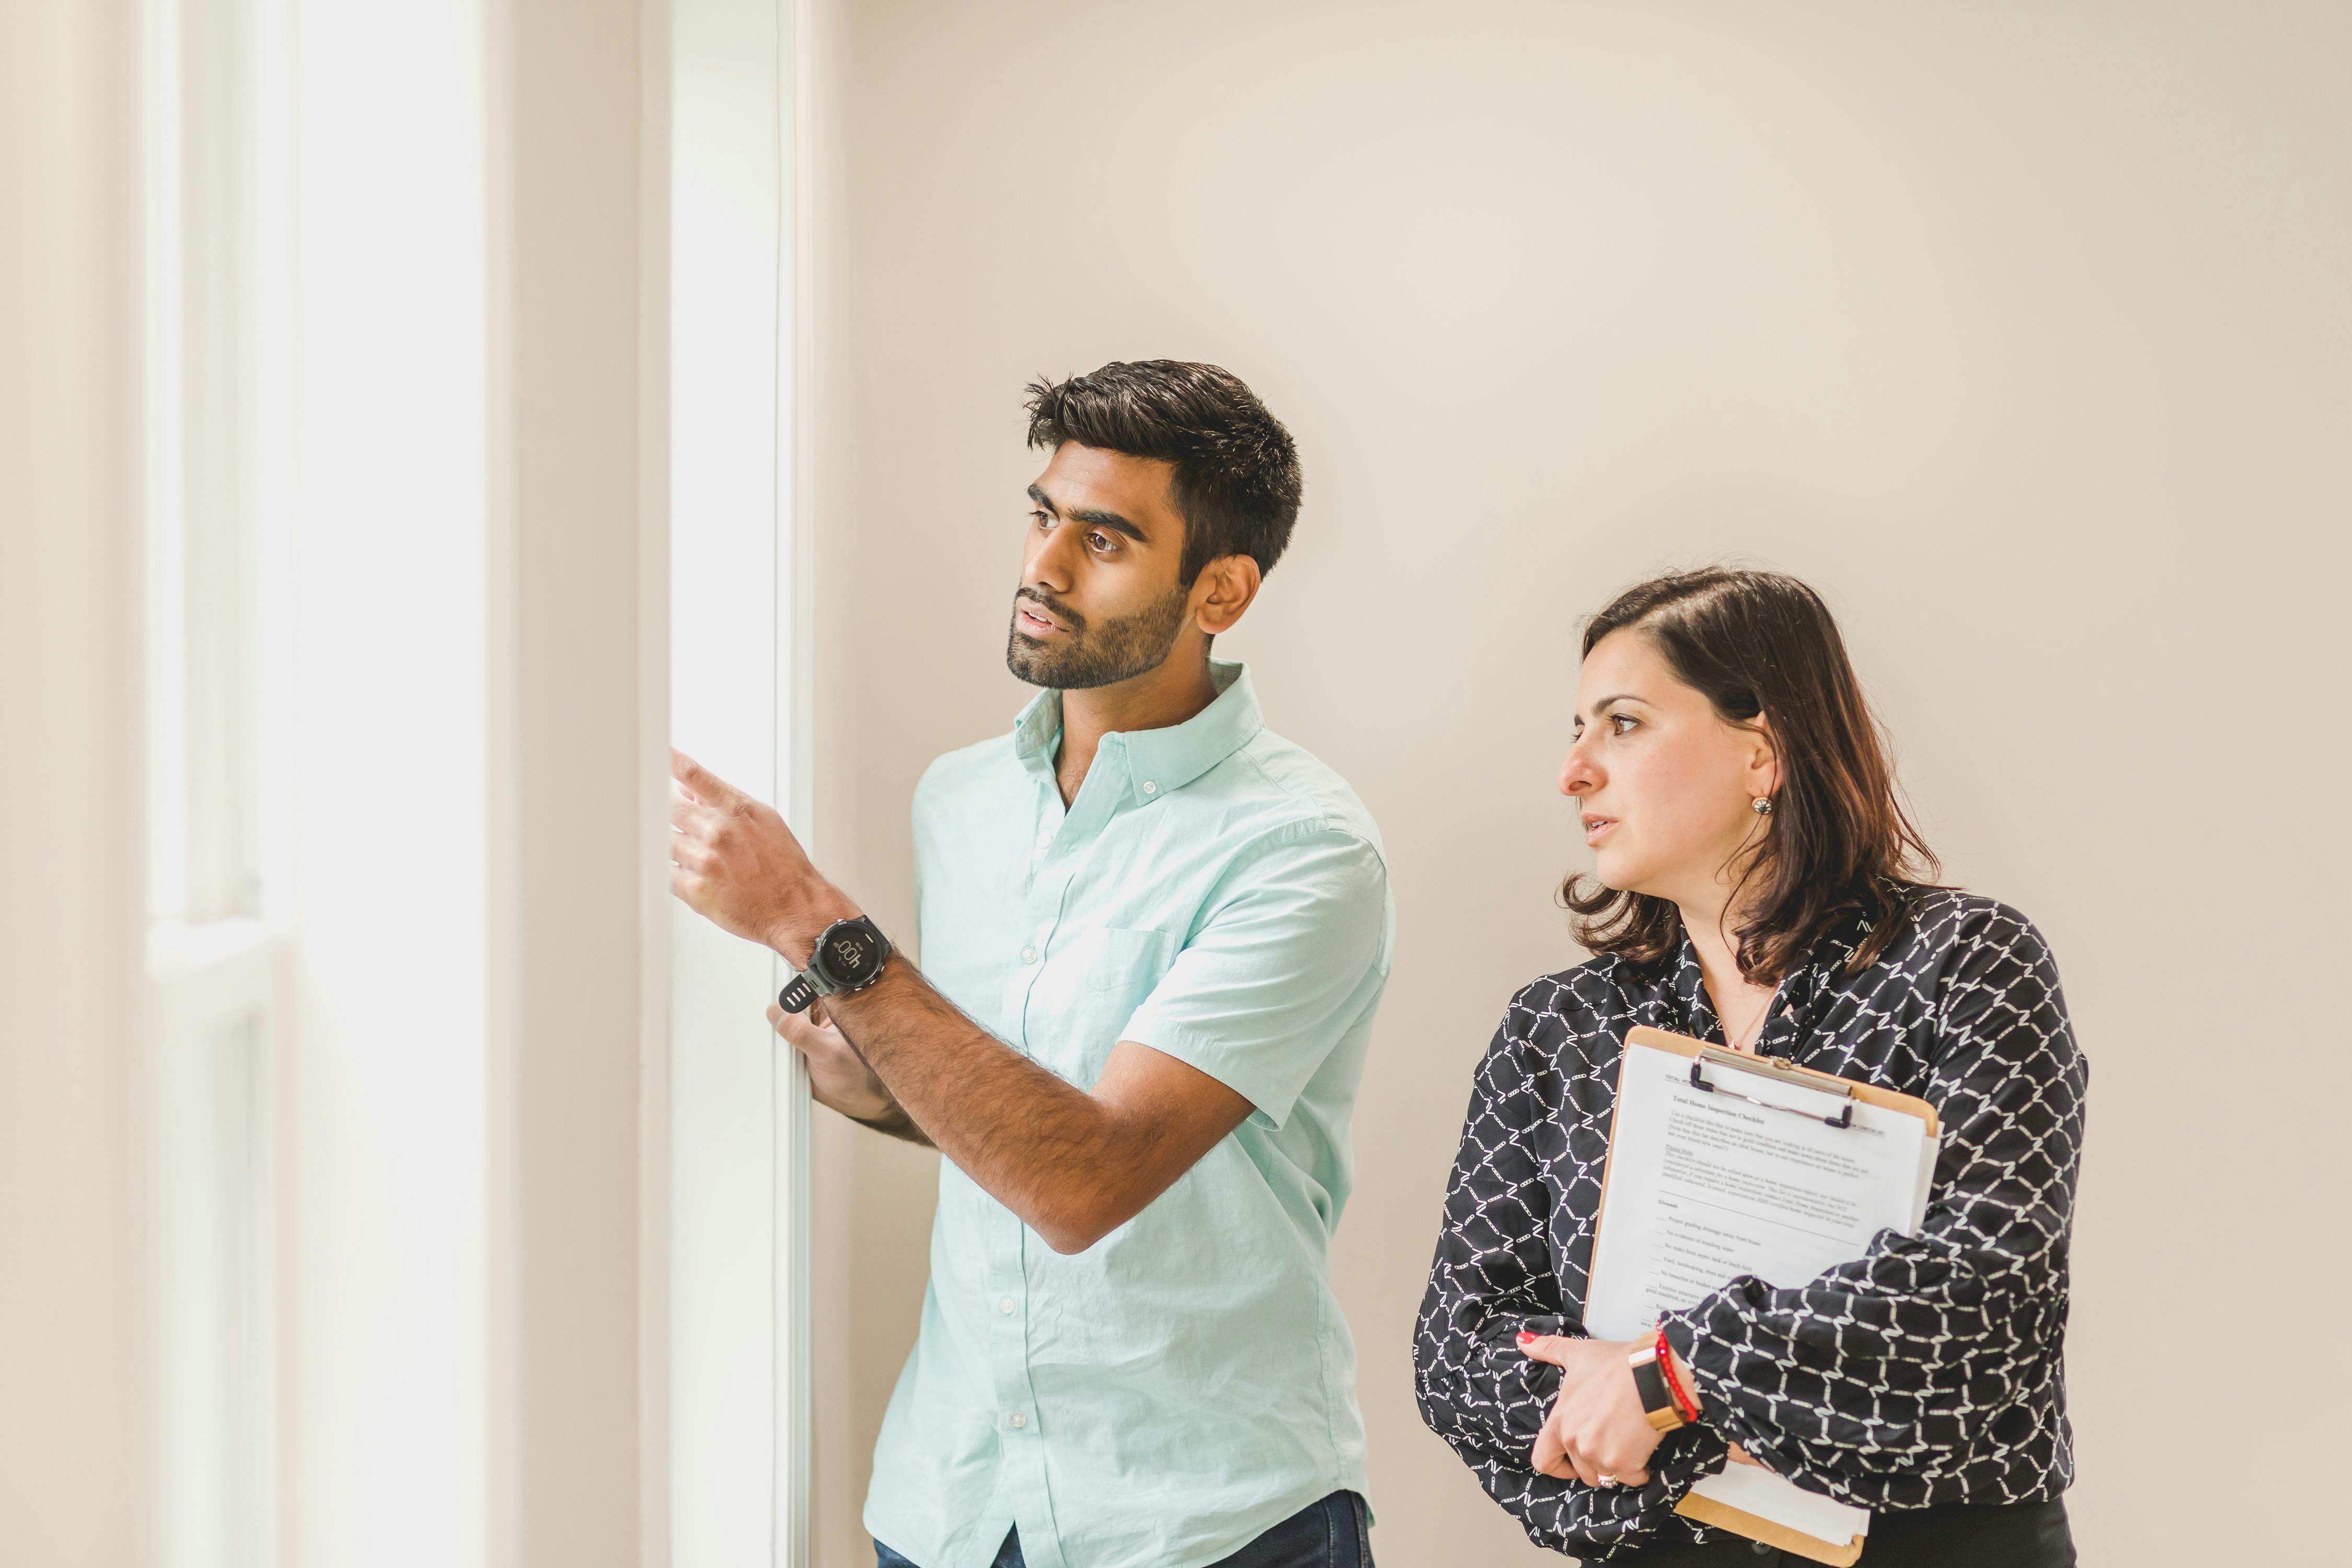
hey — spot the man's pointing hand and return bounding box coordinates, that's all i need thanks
[668,747,856,964]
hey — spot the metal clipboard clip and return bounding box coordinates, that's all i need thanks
[1688,1046,1855,1129]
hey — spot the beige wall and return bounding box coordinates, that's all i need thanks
[0,4,147,1563]
[803,3,2351,1562]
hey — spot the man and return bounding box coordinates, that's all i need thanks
[670,360,1391,1568]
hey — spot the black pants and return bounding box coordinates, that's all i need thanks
[1611,1499,2074,1568]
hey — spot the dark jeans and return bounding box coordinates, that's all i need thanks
[873,1489,1373,1568]
[1611,1498,2074,1568]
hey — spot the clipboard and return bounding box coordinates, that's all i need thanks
[1585,1026,1942,1567]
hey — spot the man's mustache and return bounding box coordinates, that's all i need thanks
[1014,588,1086,633]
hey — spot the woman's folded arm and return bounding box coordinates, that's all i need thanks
[1413,1000,1567,1469]
[1414,991,1732,1556]
[1663,906,2086,1508]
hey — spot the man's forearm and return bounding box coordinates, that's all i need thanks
[848,1098,934,1148]
[824,956,1164,1251]
[672,771,1151,1188]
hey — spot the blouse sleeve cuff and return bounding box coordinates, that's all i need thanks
[1660,1298,1786,1473]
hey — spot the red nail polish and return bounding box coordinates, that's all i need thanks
[1517,1331,1536,1345]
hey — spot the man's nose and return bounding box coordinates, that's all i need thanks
[1026,522,1078,594]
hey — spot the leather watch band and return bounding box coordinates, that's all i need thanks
[1629,1348,1686,1433]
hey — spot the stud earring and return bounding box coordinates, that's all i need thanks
[1751,797,1773,815]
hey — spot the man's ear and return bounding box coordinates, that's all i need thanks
[1191,555,1262,637]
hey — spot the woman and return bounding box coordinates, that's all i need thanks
[1413,569,2083,1565]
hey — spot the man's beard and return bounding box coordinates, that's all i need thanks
[1005,584,1190,690]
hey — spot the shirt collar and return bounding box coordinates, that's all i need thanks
[1663,901,1880,1049]
[1009,660,1265,802]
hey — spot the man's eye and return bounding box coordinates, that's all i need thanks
[1087,531,1114,552]
[1031,510,1051,529]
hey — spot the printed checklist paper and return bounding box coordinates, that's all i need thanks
[1583,1027,1941,1564]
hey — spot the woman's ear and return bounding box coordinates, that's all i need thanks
[1192,554,1263,637]
[1748,712,1782,802]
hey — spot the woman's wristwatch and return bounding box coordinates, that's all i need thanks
[1628,1326,1702,1433]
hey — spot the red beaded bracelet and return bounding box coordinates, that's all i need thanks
[1655,1325,1700,1425]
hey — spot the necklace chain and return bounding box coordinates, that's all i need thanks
[1726,996,1772,1053]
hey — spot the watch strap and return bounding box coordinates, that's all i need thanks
[1629,1348,1686,1433]
[777,971,821,1015]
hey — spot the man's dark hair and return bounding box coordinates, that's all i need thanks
[1024,360,1303,584]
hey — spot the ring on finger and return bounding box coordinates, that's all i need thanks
[1596,1472,1617,1488]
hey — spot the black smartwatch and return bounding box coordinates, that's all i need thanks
[777,915,892,1014]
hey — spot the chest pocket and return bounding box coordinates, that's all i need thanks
[1021,926,1174,1087]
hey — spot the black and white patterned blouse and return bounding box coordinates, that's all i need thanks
[1413,890,2085,1561]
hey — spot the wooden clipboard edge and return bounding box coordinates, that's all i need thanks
[1674,1491,1864,1567]
[1624,1025,1941,1138]
[1579,1033,1641,1331]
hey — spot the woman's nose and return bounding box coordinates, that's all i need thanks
[1559,727,1609,795]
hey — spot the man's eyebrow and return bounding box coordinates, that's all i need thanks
[1028,485,1148,543]
[1069,507,1147,542]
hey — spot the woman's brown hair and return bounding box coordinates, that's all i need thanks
[1562,567,1940,984]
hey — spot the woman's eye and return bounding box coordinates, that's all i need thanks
[1611,714,1639,735]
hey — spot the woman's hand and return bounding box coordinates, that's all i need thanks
[768,998,897,1124]
[1519,1332,1665,1489]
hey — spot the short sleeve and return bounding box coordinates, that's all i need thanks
[1120,825,1391,1128]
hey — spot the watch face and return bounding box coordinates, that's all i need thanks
[820,922,883,986]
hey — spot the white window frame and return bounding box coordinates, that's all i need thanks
[668,0,814,1562]
[141,1,293,1563]
[145,920,280,1568]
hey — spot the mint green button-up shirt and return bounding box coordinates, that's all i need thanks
[864,662,1393,1568]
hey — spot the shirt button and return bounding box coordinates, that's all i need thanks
[1019,946,1037,965]
[1140,779,1157,795]
[1008,1411,1028,1429]
[998,1296,1016,1314]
